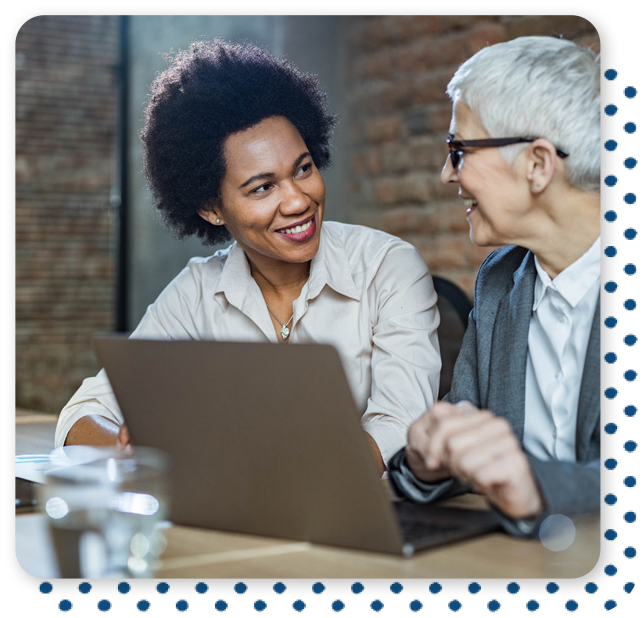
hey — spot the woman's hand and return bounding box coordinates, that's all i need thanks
[405,401,465,483]
[116,424,133,453]
[406,401,545,519]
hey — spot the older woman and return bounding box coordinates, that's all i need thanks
[389,36,600,534]
[55,41,441,473]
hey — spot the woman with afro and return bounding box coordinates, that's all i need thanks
[56,40,441,475]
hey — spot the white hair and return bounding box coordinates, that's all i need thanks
[447,36,600,192]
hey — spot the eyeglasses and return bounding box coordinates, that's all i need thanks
[446,136,569,169]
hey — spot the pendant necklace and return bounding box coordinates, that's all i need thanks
[266,306,294,340]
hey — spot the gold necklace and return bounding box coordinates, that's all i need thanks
[266,306,294,340]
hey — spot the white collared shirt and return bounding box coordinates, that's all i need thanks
[523,237,600,461]
[55,221,441,464]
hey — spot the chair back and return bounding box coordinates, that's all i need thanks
[433,275,473,399]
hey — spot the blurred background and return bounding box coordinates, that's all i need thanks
[15,15,599,414]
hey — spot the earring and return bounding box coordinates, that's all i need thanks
[215,219,221,224]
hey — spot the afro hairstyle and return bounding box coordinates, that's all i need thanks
[141,39,337,245]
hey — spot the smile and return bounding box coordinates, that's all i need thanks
[280,219,313,235]
[275,215,317,243]
[463,198,478,215]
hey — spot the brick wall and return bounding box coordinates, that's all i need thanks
[343,15,600,297]
[14,15,600,413]
[16,16,118,413]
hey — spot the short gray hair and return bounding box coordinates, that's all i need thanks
[447,36,600,192]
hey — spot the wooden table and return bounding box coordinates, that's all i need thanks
[15,415,599,579]
[16,408,58,456]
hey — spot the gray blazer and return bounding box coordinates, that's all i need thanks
[388,245,600,535]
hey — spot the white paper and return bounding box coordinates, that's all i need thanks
[15,454,55,484]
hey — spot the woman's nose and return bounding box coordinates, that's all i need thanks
[280,181,310,214]
[440,155,458,184]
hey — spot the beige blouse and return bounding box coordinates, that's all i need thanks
[55,221,441,465]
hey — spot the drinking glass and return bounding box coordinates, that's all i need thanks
[38,445,170,578]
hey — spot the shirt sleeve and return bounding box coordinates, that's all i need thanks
[54,370,122,449]
[476,455,600,537]
[387,446,469,502]
[54,264,203,448]
[520,455,600,530]
[360,242,441,465]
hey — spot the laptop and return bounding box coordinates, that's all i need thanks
[93,335,500,556]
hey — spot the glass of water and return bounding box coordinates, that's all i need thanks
[38,445,170,578]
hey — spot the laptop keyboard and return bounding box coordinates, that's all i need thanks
[392,499,500,551]
[399,517,465,543]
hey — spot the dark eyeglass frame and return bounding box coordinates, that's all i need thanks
[446,136,569,169]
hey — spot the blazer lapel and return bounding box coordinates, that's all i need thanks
[575,296,600,461]
[487,252,536,443]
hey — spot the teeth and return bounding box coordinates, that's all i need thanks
[282,219,313,234]
[463,199,478,208]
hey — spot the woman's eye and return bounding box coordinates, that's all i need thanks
[251,183,273,195]
[296,162,312,176]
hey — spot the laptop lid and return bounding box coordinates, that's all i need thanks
[93,336,407,554]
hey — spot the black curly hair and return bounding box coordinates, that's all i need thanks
[141,40,337,245]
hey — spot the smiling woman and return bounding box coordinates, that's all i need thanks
[201,116,326,276]
[388,36,602,535]
[56,40,441,475]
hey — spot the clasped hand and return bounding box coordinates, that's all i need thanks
[405,401,544,519]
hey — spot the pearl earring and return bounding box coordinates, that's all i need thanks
[216,219,221,224]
